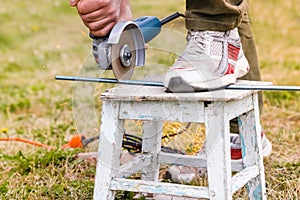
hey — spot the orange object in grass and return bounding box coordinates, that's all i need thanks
[61,135,85,149]
[0,134,86,150]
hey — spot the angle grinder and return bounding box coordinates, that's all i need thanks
[91,12,184,80]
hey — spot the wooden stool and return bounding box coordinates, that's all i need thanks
[93,80,266,200]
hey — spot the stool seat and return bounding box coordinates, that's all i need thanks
[93,80,267,200]
[100,80,262,101]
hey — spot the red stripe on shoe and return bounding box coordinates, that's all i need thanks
[228,44,240,61]
[225,63,235,75]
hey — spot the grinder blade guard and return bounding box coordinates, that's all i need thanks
[92,21,145,80]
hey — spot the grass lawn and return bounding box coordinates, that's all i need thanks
[0,0,299,199]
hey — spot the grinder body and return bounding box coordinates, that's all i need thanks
[133,16,161,43]
[92,13,183,79]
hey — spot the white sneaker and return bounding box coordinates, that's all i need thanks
[164,28,250,92]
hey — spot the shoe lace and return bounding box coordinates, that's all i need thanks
[178,31,210,60]
[178,31,230,62]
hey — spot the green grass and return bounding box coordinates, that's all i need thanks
[0,149,95,199]
[0,0,299,199]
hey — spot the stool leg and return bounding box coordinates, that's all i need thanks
[205,102,232,200]
[93,101,124,200]
[141,121,163,182]
[238,93,266,199]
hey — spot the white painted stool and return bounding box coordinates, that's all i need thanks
[93,80,267,200]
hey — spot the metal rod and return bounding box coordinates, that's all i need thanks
[226,84,300,91]
[55,75,300,91]
[55,75,164,87]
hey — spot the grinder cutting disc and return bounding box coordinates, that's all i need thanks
[111,27,136,80]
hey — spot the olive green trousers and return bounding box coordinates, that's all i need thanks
[185,0,263,133]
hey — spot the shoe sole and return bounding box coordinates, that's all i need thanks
[165,74,236,93]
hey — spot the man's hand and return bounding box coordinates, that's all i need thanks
[70,0,132,37]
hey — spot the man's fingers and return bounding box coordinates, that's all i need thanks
[70,0,80,7]
[90,23,115,36]
[76,0,108,15]
[80,7,118,23]
[72,0,126,37]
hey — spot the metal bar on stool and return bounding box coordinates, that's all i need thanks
[55,75,300,91]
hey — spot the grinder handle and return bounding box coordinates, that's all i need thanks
[89,16,161,41]
[88,17,160,41]
[89,12,184,41]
